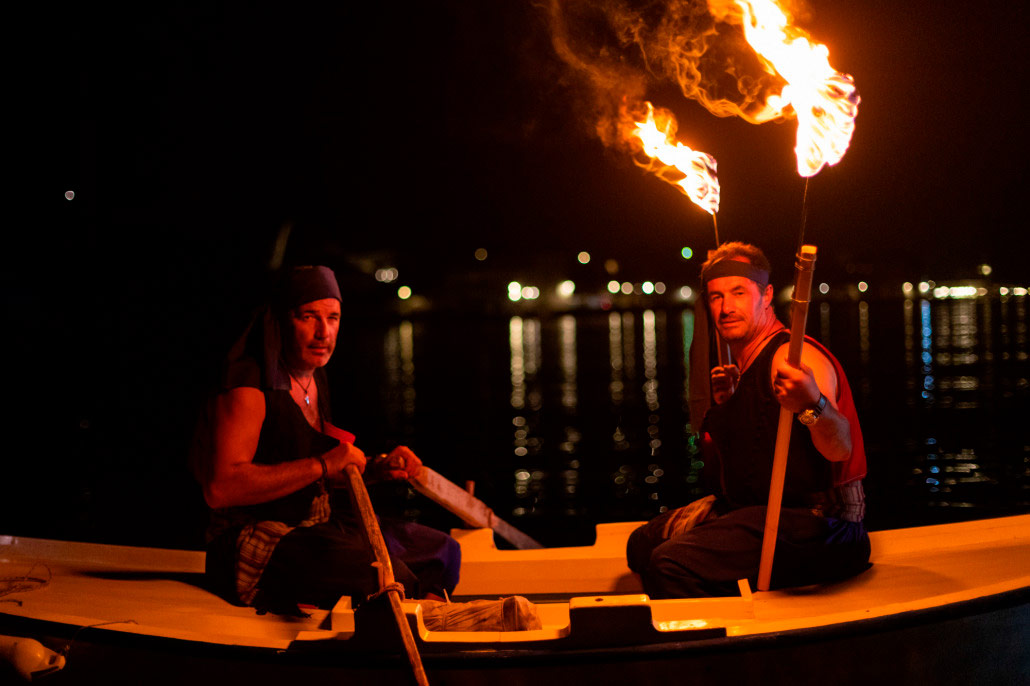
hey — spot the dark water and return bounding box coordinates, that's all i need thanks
[3,289,1027,550]
[327,292,1030,547]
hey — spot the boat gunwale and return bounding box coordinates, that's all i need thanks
[1,583,1026,668]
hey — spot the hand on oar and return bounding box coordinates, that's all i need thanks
[369,446,424,482]
[323,442,366,485]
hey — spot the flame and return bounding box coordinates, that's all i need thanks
[625,102,720,215]
[720,0,860,177]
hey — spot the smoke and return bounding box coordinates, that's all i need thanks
[545,0,792,150]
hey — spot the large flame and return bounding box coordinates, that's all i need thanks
[715,0,860,177]
[625,102,720,215]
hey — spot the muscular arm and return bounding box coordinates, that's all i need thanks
[771,342,853,462]
[200,387,365,509]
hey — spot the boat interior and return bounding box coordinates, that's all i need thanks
[1,515,1028,651]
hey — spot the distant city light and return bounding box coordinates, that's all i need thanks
[397,286,412,300]
[654,281,666,295]
[557,280,576,297]
[521,286,540,300]
[818,282,829,295]
[918,281,931,294]
[577,251,591,264]
[934,286,978,299]
[858,281,868,293]
[1000,287,1009,296]
[65,190,75,201]
[375,267,399,283]
[1012,287,1027,296]
[679,286,693,300]
[979,264,992,276]
[681,247,693,260]
[903,282,914,295]
[508,281,522,302]
[605,259,619,275]
[607,280,620,294]
[642,281,655,295]
[620,282,633,295]
[474,248,488,261]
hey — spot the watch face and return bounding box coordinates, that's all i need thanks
[799,410,817,426]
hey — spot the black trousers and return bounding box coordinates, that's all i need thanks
[627,505,870,598]
[257,517,460,611]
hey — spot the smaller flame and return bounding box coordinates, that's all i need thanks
[626,102,720,215]
[732,0,860,177]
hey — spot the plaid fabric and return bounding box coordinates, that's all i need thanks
[660,495,717,539]
[235,485,332,605]
[808,479,866,523]
[836,480,866,523]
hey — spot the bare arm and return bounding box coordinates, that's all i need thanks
[770,342,852,462]
[200,387,366,509]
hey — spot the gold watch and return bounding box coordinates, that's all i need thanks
[798,393,827,426]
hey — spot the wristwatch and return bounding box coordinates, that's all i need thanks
[798,393,827,426]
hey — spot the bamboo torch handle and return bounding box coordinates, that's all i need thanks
[757,245,818,592]
[345,464,430,686]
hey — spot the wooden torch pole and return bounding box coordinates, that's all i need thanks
[706,248,732,368]
[757,245,818,592]
[345,465,430,686]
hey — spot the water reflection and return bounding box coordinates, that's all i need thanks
[383,320,416,432]
[902,293,1030,514]
[819,301,831,348]
[608,312,630,450]
[509,316,543,515]
[558,315,581,512]
[364,291,1027,543]
[681,309,695,423]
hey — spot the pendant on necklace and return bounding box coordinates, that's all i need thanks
[304,395,310,406]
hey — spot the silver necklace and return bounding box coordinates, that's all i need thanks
[289,373,314,406]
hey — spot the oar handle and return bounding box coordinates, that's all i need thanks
[757,245,817,592]
[345,464,429,686]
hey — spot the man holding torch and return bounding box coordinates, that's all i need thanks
[627,242,870,597]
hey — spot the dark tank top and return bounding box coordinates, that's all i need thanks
[701,330,832,509]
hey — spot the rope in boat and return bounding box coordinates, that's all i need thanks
[0,562,51,603]
[1,560,138,662]
[366,581,406,604]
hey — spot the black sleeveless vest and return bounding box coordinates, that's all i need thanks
[701,330,832,510]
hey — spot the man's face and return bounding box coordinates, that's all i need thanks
[706,268,772,342]
[284,298,341,371]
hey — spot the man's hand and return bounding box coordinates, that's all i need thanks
[711,364,740,405]
[369,445,424,482]
[771,360,822,413]
[324,441,366,483]
[770,342,851,462]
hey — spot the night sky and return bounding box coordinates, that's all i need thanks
[5,1,1028,545]
[29,0,1030,278]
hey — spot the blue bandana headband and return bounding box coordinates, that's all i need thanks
[701,260,770,289]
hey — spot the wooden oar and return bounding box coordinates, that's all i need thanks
[409,468,543,550]
[757,245,817,592]
[344,464,429,686]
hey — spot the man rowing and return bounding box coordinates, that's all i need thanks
[191,265,538,629]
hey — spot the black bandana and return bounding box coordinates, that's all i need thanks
[223,266,342,392]
[701,260,770,289]
[276,266,342,313]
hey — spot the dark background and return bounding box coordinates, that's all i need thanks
[4,1,1028,548]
